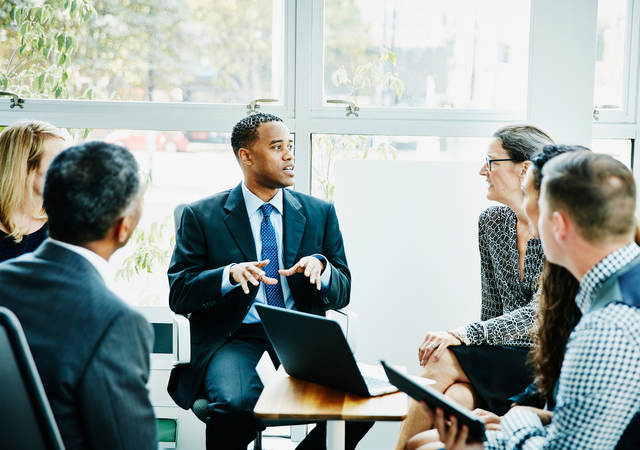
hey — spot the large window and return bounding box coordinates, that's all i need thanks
[593,0,639,124]
[312,134,490,200]
[3,0,285,104]
[2,0,639,314]
[81,128,241,306]
[594,0,629,112]
[323,0,530,110]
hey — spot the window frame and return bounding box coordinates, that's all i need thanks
[0,0,638,190]
[593,0,639,124]
[310,0,531,122]
[0,0,297,130]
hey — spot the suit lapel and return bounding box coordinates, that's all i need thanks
[283,189,306,268]
[223,184,257,262]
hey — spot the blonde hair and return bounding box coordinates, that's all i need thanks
[0,120,67,242]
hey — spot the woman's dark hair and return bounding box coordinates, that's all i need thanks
[532,262,581,404]
[528,144,589,404]
[493,125,554,162]
[531,144,590,190]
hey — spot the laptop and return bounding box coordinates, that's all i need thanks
[255,304,397,397]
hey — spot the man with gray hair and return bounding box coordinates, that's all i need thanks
[0,141,157,450]
[434,151,640,448]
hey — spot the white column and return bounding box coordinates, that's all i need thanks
[527,0,598,145]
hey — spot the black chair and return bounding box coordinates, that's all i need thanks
[0,307,65,450]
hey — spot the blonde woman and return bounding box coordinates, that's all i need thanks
[0,121,68,262]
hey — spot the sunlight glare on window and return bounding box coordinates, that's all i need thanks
[324,0,530,110]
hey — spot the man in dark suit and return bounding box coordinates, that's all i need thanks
[0,142,157,450]
[168,112,371,449]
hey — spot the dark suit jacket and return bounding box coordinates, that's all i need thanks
[0,241,157,450]
[167,184,351,408]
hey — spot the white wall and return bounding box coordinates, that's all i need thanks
[334,160,491,449]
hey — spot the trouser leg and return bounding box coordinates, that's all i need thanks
[203,324,274,450]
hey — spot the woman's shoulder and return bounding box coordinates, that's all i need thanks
[0,223,48,262]
[478,205,513,227]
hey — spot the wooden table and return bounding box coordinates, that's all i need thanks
[254,366,408,450]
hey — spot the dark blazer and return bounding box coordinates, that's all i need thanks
[167,184,351,408]
[0,241,157,450]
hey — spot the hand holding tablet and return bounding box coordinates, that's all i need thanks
[380,360,486,443]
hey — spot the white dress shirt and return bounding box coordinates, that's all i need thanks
[221,183,331,323]
[47,238,114,288]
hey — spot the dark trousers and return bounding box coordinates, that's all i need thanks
[203,323,373,450]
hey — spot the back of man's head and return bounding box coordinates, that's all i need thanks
[44,141,140,245]
[542,151,636,243]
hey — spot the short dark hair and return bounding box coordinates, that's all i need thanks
[542,151,636,242]
[493,125,554,162]
[531,144,590,190]
[230,112,283,157]
[44,141,141,245]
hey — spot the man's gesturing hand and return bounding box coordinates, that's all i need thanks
[279,256,325,291]
[230,260,278,294]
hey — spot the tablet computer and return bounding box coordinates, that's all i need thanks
[381,360,486,442]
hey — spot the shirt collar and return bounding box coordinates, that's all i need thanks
[241,182,283,217]
[47,238,112,283]
[575,242,640,313]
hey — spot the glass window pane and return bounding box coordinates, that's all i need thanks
[591,139,632,167]
[4,1,284,103]
[312,134,491,200]
[78,129,242,306]
[594,0,629,110]
[324,0,530,109]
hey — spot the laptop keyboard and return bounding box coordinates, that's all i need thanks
[363,375,393,391]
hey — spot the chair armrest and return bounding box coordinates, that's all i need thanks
[172,314,191,365]
[326,309,358,351]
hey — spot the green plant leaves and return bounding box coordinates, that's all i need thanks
[57,33,65,51]
[116,217,174,283]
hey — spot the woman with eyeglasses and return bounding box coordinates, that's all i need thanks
[395,125,554,450]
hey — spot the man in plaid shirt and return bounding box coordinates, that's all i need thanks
[431,151,640,449]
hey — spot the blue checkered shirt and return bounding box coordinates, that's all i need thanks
[485,242,640,449]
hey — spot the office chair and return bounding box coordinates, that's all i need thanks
[0,307,65,450]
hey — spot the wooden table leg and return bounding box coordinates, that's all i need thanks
[326,420,345,450]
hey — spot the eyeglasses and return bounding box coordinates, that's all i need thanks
[485,156,516,172]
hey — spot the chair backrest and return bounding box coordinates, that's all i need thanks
[173,204,186,231]
[136,306,191,369]
[0,307,65,450]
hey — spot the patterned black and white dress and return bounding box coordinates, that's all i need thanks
[449,206,544,414]
[453,205,544,346]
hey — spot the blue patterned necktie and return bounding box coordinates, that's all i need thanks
[260,203,286,308]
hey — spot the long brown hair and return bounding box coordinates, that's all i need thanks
[528,145,587,403]
[531,261,580,403]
